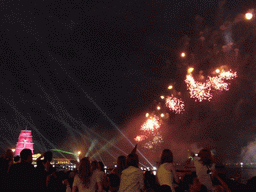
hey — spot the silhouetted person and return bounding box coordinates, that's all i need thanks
[111,155,126,178]
[108,173,120,192]
[6,149,37,191]
[14,155,20,163]
[36,151,54,190]
[0,149,14,190]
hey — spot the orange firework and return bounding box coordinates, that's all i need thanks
[185,74,213,102]
[134,135,147,142]
[141,115,161,132]
[218,70,237,80]
[165,95,185,114]
[144,132,163,149]
[134,115,163,149]
[208,76,229,91]
[210,70,237,91]
[185,70,238,101]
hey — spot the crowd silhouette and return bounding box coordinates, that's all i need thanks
[0,147,255,192]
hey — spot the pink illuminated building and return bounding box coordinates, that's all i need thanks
[15,130,34,156]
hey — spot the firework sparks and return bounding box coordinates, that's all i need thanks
[185,74,213,102]
[208,76,229,91]
[218,70,237,80]
[141,115,161,132]
[210,70,237,91]
[134,135,147,142]
[165,95,185,114]
[135,115,163,149]
[185,70,237,101]
[143,132,163,149]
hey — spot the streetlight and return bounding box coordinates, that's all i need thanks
[215,69,220,74]
[11,148,15,153]
[77,151,81,155]
[145,113,149,117]
[157,106,161,110]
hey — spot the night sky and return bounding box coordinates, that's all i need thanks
[0,0,256,166]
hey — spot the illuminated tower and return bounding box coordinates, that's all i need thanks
[15,129,34,156]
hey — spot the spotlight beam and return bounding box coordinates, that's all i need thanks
[48,52,153,167]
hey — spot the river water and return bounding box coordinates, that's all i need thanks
[173,165,256,184]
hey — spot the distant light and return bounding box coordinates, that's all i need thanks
[141,167,143,170]
[240,162,243,165]
[160,113,164,117]
[11,148,15,152]
[245,12,253,20]
[215,69,220,73]
[188,67,194,73]
[77,151,81,155]
[168,85,173,90]
[153,167,157,170]
[145,113,149,117]
[114,165,117,168]
[181,52,186,57]
[104,166,107,169]
[160,96,165,99]
[157,106,161,110]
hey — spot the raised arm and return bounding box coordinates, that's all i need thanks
[212,170,231,192]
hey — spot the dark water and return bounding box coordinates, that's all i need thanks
[175,165,256,184]
[224,166,256,184]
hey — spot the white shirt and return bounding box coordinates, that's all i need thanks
[194,157,215,191]
[157,163,175,192]
[119,166,144,192]
[73,171,101,192]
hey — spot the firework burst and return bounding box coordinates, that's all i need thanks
[135,115,163,149]
[143,132,163,149]
[185,70,238,102]
[134,135,147,142]
[208,76,229,91]
[165,95,185,114]
[218,70,237,80]
[141,115,161,133]
[185,74,213,102]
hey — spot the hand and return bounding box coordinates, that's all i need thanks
[8,160,13,166]
[63,179,69,186]
[43,160,50,172]
[212,170,218,178]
